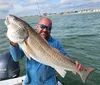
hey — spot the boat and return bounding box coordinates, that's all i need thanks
[0,76,25,85]
[0,51,63,85]
[0,51,22,85]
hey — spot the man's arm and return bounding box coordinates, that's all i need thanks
[10,42,25,61]
[56,41,72,58]
[57,41,84,73]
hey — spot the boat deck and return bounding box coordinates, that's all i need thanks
[0,76,63,85]
[0,76,25,85]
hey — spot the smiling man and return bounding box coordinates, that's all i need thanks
[9,17,84,85]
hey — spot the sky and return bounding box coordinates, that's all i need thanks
[0,0,100,19]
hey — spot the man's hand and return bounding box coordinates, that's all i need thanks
[72,61,84,75]
[10,41,18,46]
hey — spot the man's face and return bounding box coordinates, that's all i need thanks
[36,18,52,39]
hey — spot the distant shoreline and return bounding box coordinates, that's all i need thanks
[22,8,100,18]
[1,8,100,20]
[42,8,100,16]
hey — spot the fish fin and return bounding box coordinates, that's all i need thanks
[23,41,31,60]
[55,68,67,78]
[24,51,31,60]
[78,67,95,83]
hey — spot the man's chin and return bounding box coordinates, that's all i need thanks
[41,34,47,37]
[41,34,50,40]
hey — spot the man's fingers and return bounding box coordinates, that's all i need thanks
[75,61,79,68]
[79,64,84,72]
[72,71,76,75]
[78,64,82,72]
[75,61,84,72]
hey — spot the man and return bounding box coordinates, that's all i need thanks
[9,17,84,85]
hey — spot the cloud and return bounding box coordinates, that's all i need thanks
[0,0,11,10]
[0,0,100,19]
[60,0,70,4]
[0,4,10,10]
[26,0,47,4]
[0,0,9,4]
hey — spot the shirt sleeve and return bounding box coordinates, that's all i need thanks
[56,41,72,58]
[10,45,25,61]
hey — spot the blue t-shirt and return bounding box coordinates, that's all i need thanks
[10,35,71,85]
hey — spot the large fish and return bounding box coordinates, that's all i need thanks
[5,14,95,83]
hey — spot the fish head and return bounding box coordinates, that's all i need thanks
[5,14,29,43]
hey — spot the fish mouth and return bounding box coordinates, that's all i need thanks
[5,17,10,25]
[5,14,16,25]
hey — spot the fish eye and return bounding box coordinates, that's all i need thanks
[12,16,17,21]
[13,17,16,20]
[23,29,26,32]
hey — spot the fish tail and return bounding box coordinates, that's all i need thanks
[78,67,95,83]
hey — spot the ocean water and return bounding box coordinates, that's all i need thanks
[0,12,100,85]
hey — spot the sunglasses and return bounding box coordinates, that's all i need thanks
[39,24,52,31]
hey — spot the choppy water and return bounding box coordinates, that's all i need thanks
[0,12,100,85]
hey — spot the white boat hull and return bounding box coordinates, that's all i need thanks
[0,76,25,85]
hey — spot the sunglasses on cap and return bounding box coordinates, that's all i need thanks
[39,24,52,31]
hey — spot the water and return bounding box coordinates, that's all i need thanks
[0,12,100,85]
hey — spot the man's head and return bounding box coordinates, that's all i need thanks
[36,17,52,40]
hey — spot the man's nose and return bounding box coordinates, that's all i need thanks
[43,28,47,31]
